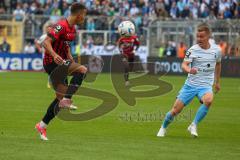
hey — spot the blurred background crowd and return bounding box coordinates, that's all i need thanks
[0,0,239,57]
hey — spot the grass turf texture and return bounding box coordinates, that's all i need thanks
[0,72,239,160]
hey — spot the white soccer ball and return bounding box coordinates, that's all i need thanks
[118,21,135,37]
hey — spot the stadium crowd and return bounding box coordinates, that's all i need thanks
[0,0,239,19]
[0,0,239,57]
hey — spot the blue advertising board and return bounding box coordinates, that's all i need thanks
[0,53,43,71]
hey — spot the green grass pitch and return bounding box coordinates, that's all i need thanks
[0,72,239,160]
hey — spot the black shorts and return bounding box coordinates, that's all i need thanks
[121,54,134,63]
[43,62,70,85]
[43,62,58,75]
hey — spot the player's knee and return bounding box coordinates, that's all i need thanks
[202,95,213,107]
[203,99,213,107]
[79,66,87,74]
[171,106,181,116]
[74,66,88,74]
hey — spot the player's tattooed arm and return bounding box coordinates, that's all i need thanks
[42,36,63,64]
[67,47,74,62]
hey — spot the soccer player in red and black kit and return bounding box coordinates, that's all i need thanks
[35,3,87,140]
[118,34,140,86]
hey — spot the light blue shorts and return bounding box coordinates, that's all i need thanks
[177,83,212,106]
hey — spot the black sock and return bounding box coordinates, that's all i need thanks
[65,73,85,99]
[42,98,60,125]
[124,72,129,81]
[124,62,129,81]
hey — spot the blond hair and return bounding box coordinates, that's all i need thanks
[197,23,211,35]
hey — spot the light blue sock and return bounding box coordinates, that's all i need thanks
[162,112,174,128]
[193,104,209,125]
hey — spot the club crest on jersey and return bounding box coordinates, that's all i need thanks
[54,25,62,33]
[185,51,191,58]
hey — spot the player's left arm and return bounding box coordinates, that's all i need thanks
[214,49,222,93]
[118,38,124,54]
[134,36,140,51]
[66,46,74,62]
[214,62,221,93]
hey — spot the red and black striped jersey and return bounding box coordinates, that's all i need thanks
[43,19,76,65]
[118,35,140,58]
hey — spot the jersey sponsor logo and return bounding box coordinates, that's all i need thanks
[198,68,215,72]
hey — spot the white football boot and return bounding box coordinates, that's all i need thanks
[188,123,198,137]
[157,126,166,137]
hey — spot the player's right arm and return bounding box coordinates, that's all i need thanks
[118,38,124,54]
[42,37,63,64]
[42,24,65,64]
[182,48,197,74]
[182,61,197,74]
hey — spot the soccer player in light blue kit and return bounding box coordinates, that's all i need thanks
[157,23,222,137]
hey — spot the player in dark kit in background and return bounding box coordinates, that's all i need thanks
[118,35,140,86]
[35,3,87,141]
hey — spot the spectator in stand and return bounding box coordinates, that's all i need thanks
[24,42,35,54]
[219,40,228,56]
[234,3,240,18]
[155,0,166,17]
[0,6,6,20]
[142,13,151,27]
[164,0,171,12]
[13,3,25,21]
[0,37,11,53]
[218,11,224,19]
[224,6,233,18]
[190,1,199,19]
[0,0,6,9]
[130,3,139,16]
[50,5,61,22]
[164,41,177,57]
[182,5,190,18]
[141,1,150,16]
[22,3,30,14]
[29,2,38,14]
[170,1,178,19]
[177,42,187,59]
[177,0,186,17]
[87,18,95,31]
[62,1,70,18]
[43,3,52,16]
[208,10,217,20]
[219,0,231,13]
[200,2,210,18]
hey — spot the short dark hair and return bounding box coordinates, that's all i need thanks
[70,2,86,15]
[197,23,211,35]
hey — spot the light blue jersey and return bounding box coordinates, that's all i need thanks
[184,43,222,87]
[177,43,222,105]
